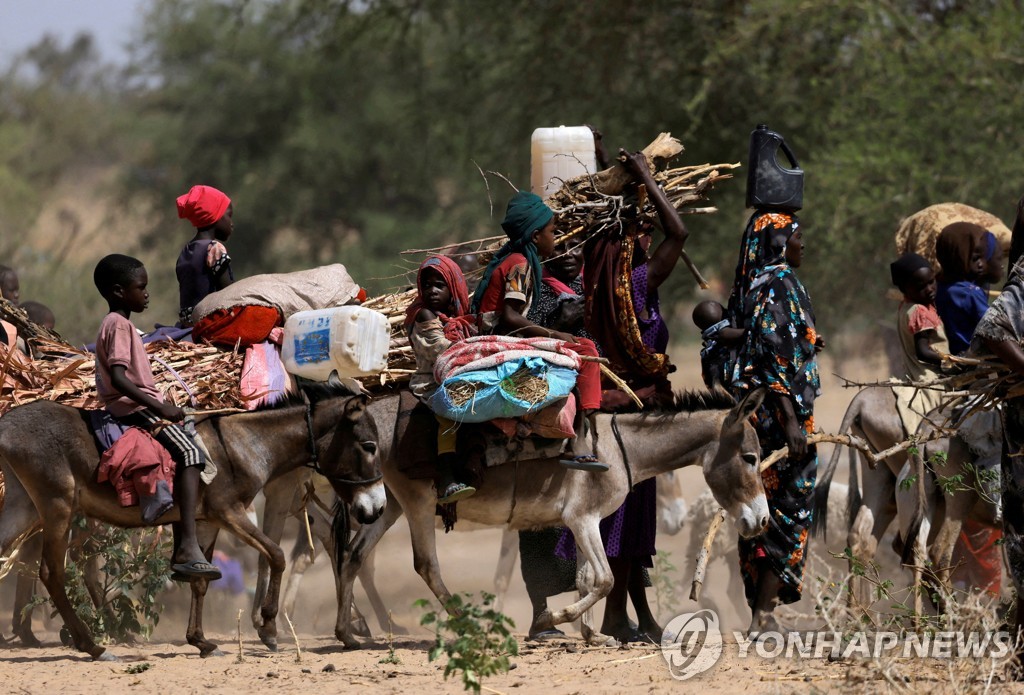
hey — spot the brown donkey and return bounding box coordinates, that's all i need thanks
[330,388,769,648]
[0,389,384,661]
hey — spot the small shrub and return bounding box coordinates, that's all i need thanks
[417,592,517,694]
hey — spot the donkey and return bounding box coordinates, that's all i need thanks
[254,467,690,638]
[0,388,384,661]
[328,388,768,648]
[899,407,1002,613]
[813,386,918,607]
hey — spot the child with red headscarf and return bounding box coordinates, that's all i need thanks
[176,185,235,327]
[405,255,478,503]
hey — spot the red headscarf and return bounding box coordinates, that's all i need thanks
[404,255,476,341]
[177,185,231,228]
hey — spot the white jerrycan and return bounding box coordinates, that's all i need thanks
[281,306,390,381]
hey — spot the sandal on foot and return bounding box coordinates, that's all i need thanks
[527,628,567,642]
[438,482,476,505]
[559,455,609,472]
[171,560,222,581]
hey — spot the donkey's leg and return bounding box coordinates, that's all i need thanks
[406,496,453,605]
[359,545,407,635]
[281,522,317,625]
[217,505,288,651]
[186,523,221,657]
[493,528,518,614]
[924,437,974,610]
[253,475,300,631]
[847,457,896,612]
[37,501,108,660]
[11,532,42,647]
[543,517,612,642]
[336,497,403,648]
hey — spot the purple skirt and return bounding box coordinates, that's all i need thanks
[556,478,657,567]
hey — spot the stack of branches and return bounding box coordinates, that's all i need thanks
[837,351,1018,422]
[0,297,64,346]
[1,337,247,416]
[359,133,739,394]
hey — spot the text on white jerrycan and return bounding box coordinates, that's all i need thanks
[281,306,390,381]
[530,125,598,200]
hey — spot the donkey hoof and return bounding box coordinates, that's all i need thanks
[338,633,362,650]
[259,635,278,652]
[94,650,119,662]
[200,646,225,658]
[16,632,41,649]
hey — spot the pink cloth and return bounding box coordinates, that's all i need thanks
[492,396,576,439]
[240,342,293,410]
[97,427,175,507]
[177,185,231,228]
[95,313,163,417]
[541,270,578,298]
[433,335,582,383]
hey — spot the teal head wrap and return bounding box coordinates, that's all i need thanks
[472,192,553,313]
[501,192,554,242]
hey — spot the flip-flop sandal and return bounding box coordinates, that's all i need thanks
[559,455,609,472]
[437,483,477,505]
[171,560,223,581]
[527,628,567,642]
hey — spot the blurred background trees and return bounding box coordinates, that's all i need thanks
[1,0,1022,347]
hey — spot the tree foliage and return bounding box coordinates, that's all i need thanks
[4,0,1024,343]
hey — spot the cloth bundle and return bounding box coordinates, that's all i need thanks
[192,264,364,347]
[433,335,581,382]
[429,336,581,424]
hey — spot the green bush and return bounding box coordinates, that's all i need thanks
[417,592,518,694]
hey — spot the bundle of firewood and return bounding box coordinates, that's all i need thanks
[0,337,246,416]
[358,133,739,393]
[547,132,739,244]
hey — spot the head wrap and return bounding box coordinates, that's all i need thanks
[935,222,987,282]
[726,210,799,319]
[472,192,552,313]
[890,252,932,289]
[500,192,554,242]
[177,185,231,229]
[404,255,476,341]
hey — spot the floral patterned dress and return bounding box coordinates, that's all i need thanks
[728,212,821,607]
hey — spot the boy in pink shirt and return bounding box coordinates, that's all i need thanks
[93,254,220,580]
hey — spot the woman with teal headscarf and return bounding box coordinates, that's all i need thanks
[473,191,605,470]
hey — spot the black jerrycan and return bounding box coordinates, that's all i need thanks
[746,124,803,211]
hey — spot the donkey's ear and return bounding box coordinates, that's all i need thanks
[724,387,766,429]
[344,394,369,423]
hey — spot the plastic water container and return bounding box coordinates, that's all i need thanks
[746,124,804,212]
[281,306,390,380]
[531,126,598,200]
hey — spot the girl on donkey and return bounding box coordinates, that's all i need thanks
[405,255,479,503]
[176,184,236,328]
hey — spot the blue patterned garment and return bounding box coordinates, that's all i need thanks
[726,210,821,607]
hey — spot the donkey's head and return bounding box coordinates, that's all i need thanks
[702,388,769,539]
[320,394,386,524]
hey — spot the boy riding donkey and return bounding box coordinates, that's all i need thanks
[93,254,220,581]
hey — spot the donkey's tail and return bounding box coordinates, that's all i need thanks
[812,391,862,541]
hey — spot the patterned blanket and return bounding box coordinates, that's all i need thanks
[433,335,581,383]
